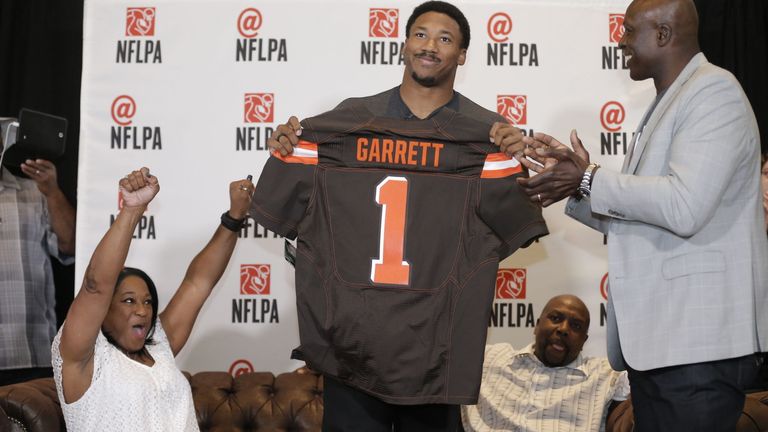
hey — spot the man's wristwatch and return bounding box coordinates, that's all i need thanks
[576,163,600,199]
[220,211,246,232]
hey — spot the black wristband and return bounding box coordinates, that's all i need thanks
[220,211,245,232]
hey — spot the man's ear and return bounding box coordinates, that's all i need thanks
[657,23,671,47]
[458,49,467,66]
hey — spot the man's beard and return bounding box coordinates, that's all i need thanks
[411,71,438,87]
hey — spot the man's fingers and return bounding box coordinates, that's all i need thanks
[516,178,552,205]
[489,121,504,144]
[35,159,55,169]
[532,132,571,150]
[501,141,524,156]
[500,134,524,155]
[21,160,53,181]
[268,123,299,155]
[519,156,544,174]
[570,129,590,162]
[287,116,302,136]
[278,135,294,151]
[286,129,301,149]
[523,135,552,151]
[269,137,290,156]
[517,170,550,190]
[491,123,523,152]
[531,132,555,146]
[533,147,571,162]
[522,148,550,165]
[569,129,583,151]
[25,159,53,171]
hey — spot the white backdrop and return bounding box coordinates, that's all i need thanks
[77,0,654,375]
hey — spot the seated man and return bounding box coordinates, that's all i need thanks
[462,295,629,432]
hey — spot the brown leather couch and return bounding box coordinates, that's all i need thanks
[0,370,324,432]
[1,370,767,431]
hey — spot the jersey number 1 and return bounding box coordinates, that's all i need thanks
[371,176,410,285]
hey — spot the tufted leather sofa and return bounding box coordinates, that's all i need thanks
[1,370,767,431]
[0,369,323,432]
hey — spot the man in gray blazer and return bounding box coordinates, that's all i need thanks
[506,0,768,430]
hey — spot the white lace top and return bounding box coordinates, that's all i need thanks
[51,320,199,432]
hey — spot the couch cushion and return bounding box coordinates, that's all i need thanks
[189,370,323,431]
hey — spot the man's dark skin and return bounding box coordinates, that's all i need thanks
[266,12,526,159]
[533,294,590,367]
[533,294,624,413]
[505,0,701,206]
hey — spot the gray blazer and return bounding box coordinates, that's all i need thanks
[566,53,768,371]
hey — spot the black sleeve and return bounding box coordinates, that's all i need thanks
[477,154,548,258]
[250,154,316,240]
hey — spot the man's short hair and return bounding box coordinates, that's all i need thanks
[405,1,471,50]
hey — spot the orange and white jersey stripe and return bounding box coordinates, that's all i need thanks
[480,152,522,178]
[272,140,318,165]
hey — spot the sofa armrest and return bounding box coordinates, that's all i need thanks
[0,378,63,432]
[737,391,768,431]
[607,391,768,432]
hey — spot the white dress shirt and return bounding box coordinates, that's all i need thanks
[462,343,629,432]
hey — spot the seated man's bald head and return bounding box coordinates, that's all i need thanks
[533,294,590,367]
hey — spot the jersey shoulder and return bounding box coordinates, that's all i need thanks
[454,92,506,125]
[334,87,398,116]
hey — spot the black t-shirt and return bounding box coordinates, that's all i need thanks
[251,91,548,405]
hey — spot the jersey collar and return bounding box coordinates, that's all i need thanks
[387,85,460,120]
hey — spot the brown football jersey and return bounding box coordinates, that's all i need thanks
[251,100,548,404]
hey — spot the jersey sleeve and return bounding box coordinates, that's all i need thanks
[478,152,548,258]
[250,142,318,239]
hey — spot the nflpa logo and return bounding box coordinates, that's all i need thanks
[600,272,609,301]
[244,93,274,123]
[609,14,625,43]
[369,8,399,38]
[238,8,263,38]
[240,264,271,295]
[497,95,527,125]
[111,95,137,126]
[487,12,513,43]
[126,7,156,37]
[495,268,526,299]
[600,101,625,132]
[228,359,255,377]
